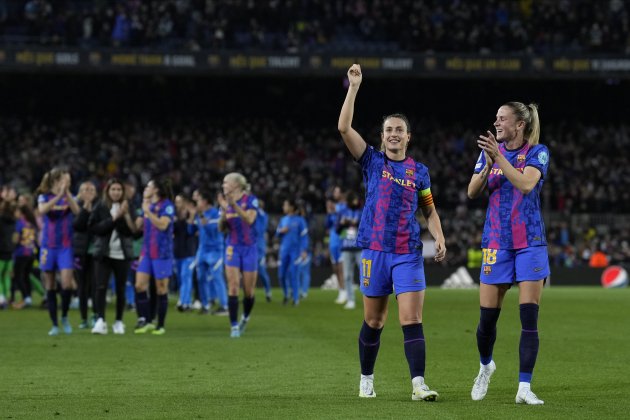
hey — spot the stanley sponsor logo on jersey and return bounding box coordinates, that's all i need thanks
[490,167,525,176]
[382,170,416,188]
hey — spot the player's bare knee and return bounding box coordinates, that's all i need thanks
[364,317,385,329]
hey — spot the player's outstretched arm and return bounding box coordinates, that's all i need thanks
[338,64,367,160]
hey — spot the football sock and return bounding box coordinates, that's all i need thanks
[243,296,254,319]
[60,288,72,318]
[402,323,425,378]
[477,306,501,365]
[359,321,383,376]
[228,296,239,326]
[519,303,539,383]
[136,291,149,322]
[47,290,58,326]
[157,294,168,328]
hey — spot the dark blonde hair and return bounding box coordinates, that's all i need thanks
[35,167,68,195]
[503,102,540,145]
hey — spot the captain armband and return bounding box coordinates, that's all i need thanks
[419,188,434,208]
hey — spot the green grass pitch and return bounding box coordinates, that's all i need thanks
[1,287,628,419]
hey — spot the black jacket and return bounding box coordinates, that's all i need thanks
[0,215,15,259]
[88,202,137,260]
[72,203,94,256]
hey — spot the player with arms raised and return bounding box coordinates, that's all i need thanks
[338,64,446,401]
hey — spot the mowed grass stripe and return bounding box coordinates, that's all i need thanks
[1,287,628,419]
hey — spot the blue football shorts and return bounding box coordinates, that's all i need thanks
[359,249,426,297]
[480,246,550,284]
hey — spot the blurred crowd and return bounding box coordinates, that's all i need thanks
[0,0,628,53]
[1,116,629,267]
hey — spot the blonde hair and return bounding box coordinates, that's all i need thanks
[225,172,251,193]
[503,102,540,146]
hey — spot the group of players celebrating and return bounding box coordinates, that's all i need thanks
[6,64,551,405]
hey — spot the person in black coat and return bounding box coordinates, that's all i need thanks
[88,179,138,334]
[73,181,98,328]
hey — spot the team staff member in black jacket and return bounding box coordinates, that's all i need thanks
[73,181,98,329]
[88,179,138,335]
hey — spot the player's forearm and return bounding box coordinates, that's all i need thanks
[495,155,536,194]
[146,212,169,231]
[38,193,63,214]
[467,166,490,199]
[234,205,256,225]
[426,210,445,243]
[66,192,81,215]
[338,86,359,133]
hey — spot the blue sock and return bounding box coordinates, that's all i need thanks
[402,323,426,378]
[157,294,168,328]
[136,291,149,321]
[60,289,72,318]
[519,303,539,383]
[47,290,58,326]
[228,296,239,326]
[243,296,255,319]
[477,306,501,365]
[359,321,382,375]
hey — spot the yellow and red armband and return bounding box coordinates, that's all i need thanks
[419,188,434,208]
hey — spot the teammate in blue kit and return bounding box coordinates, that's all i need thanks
[297,202,312,299]
[218,173,259,338]
[254,199,272,302]
[174,194,197,312]
[467,102,549,405]
[134,179,175,335]
[338,64,446,401]
[276,198,308,306]
[187,188,228,316]
[327,188,347,304]
[36,168,81,336]
[337,191,363,310]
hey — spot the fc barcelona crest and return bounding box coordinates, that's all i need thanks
[517,154,526,163]
[483,266,492,275]
[405,168,414,177]
[363,278,370,287]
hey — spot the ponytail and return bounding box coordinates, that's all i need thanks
[503,102,541,146]
[526,103,540,146]
[35,171,51,195]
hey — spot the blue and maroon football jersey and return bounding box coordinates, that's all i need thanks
[225,194,259,247]
[14,217,37,257]
[474,142,550,249]
[38,193,73,249]
[141,199,175,259]
[357,146,431,254]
